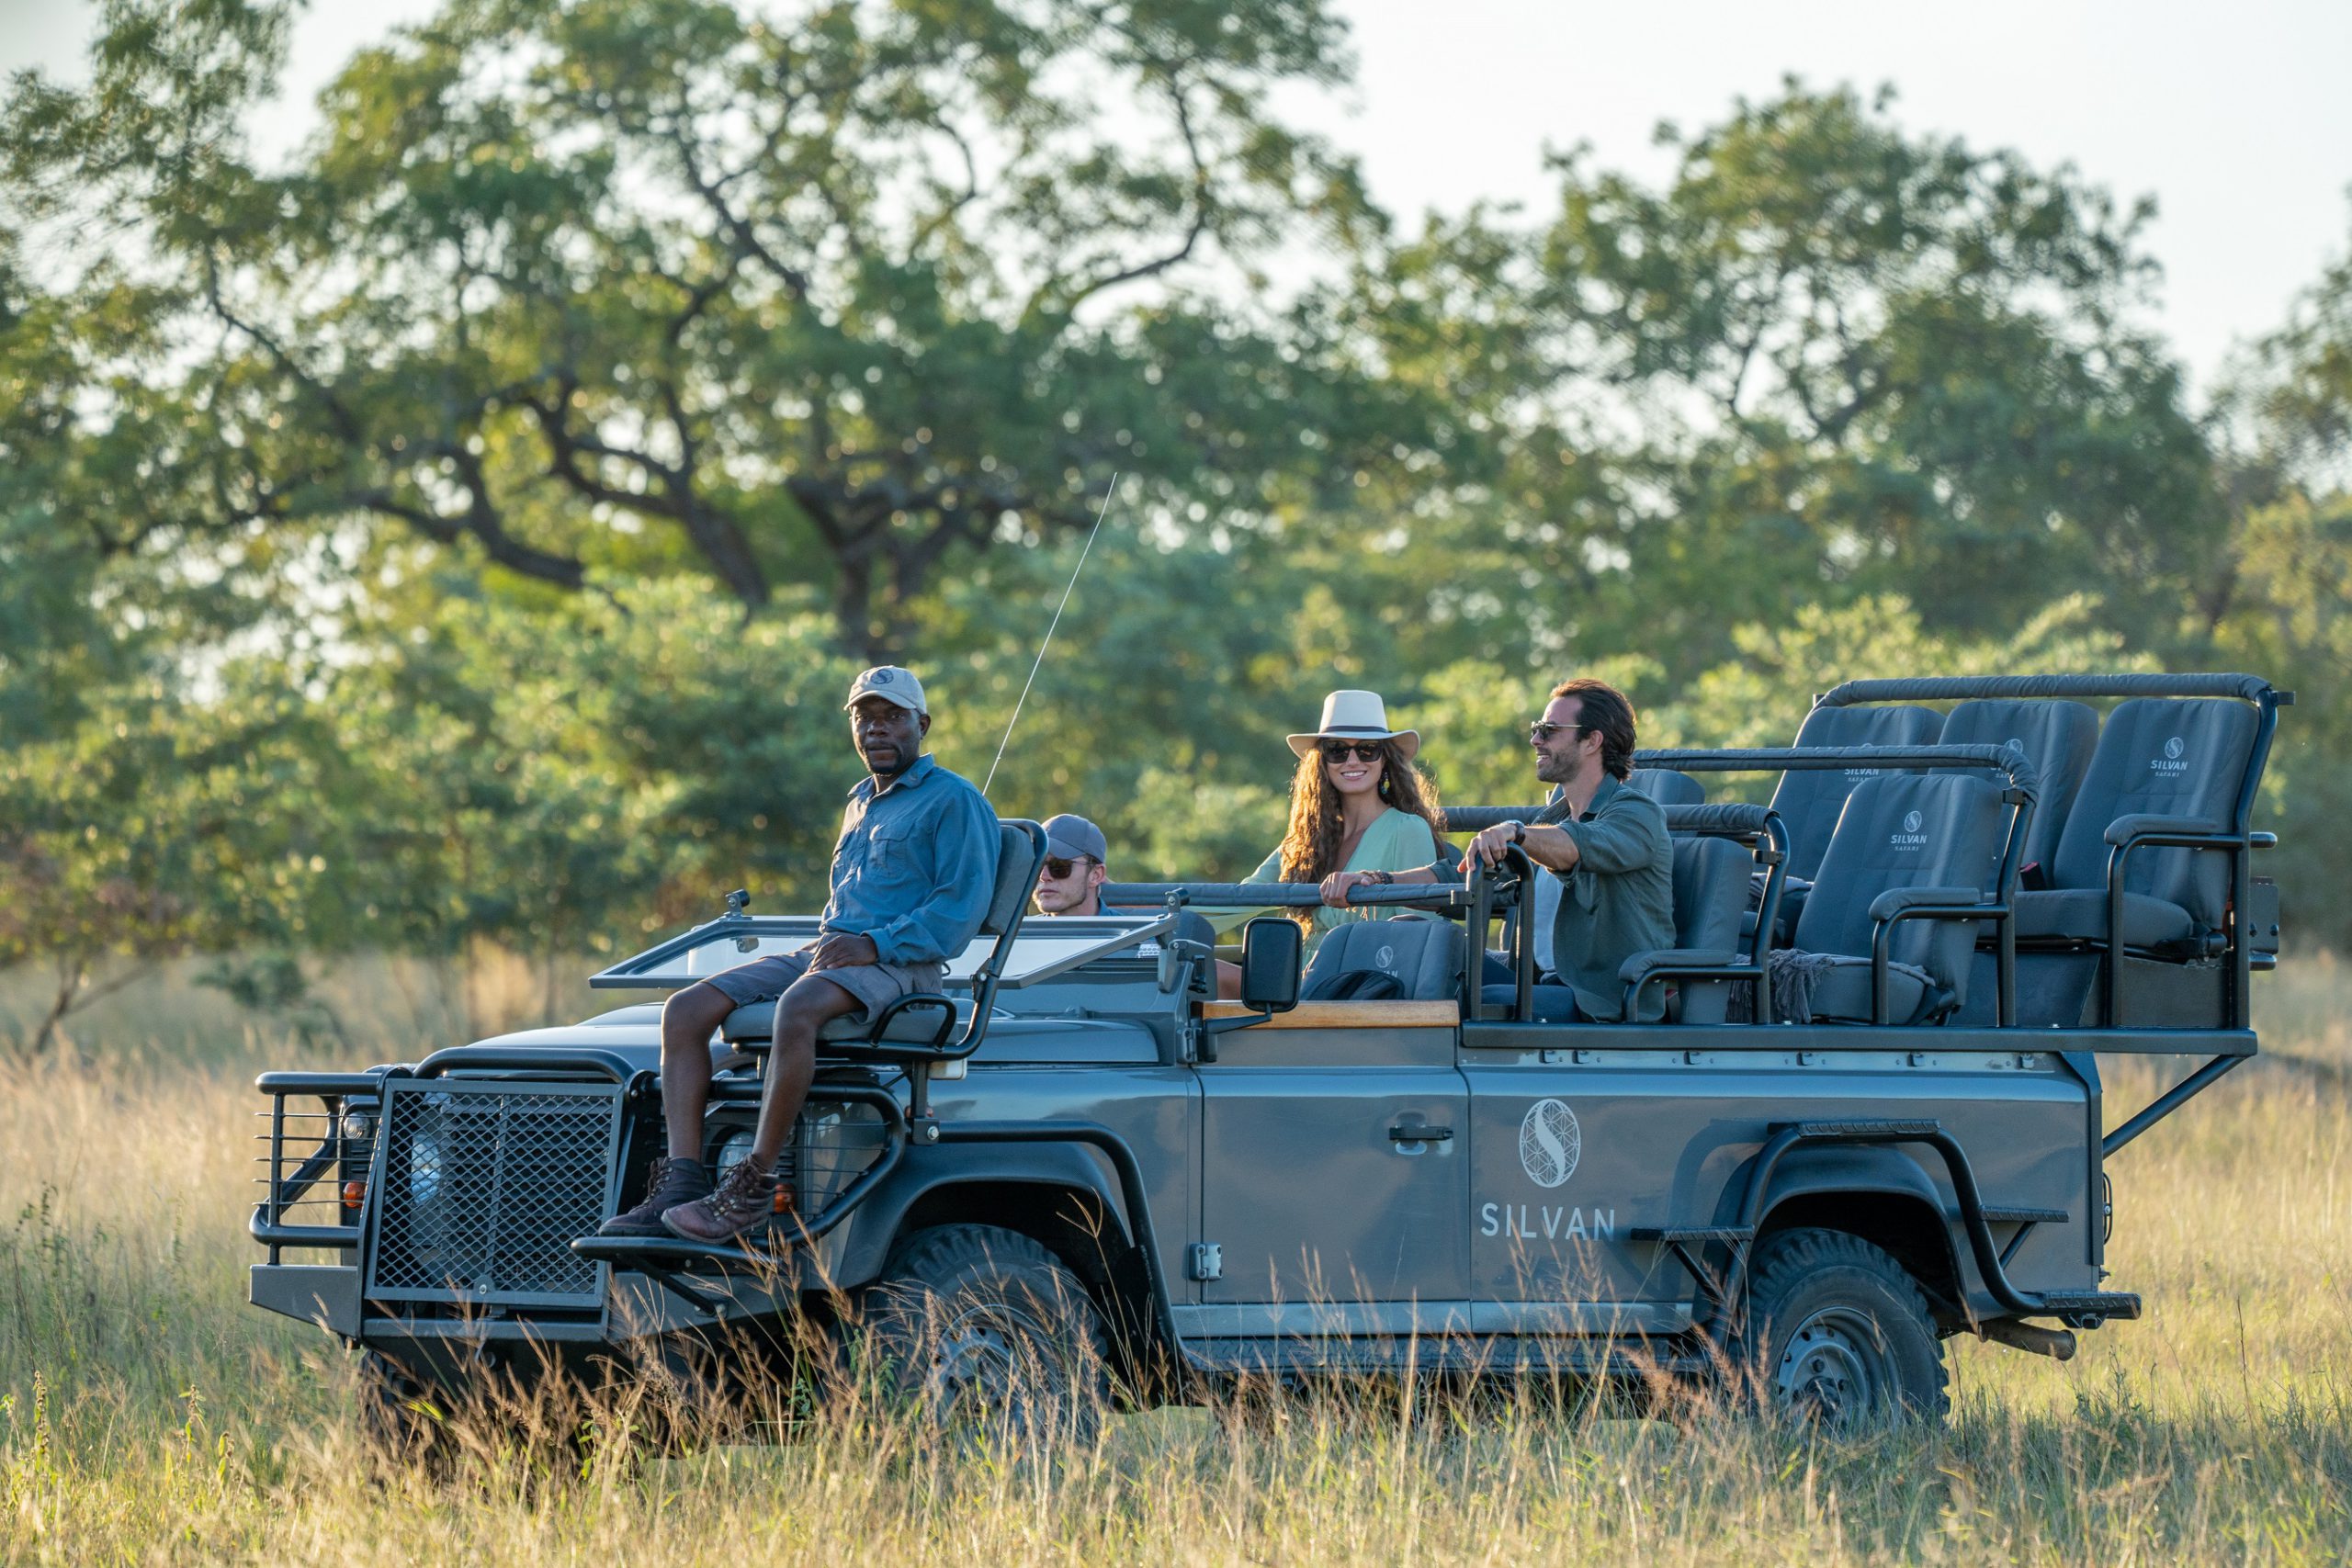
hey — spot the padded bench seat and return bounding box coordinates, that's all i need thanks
[720,996,973,1046]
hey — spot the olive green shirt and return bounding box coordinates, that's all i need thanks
[1546,774,1676,1021]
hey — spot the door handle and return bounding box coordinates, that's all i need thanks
[1388,1124,1453,1143]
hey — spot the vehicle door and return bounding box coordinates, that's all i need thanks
[1189,1001,1470,1336]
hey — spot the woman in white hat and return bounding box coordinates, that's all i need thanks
[1212,689,1446,951]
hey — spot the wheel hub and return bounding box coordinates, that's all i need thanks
[1772,1307,1894,1430]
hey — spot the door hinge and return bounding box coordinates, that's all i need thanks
[1187,1242,1223,1281]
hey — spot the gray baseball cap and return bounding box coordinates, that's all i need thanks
[1041,814,1108,863]
[842,665,928,716]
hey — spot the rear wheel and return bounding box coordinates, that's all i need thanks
[855,1224,1113,1447]
[1731,1227,1949,1431]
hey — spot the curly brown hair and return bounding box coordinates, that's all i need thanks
[1273,739,1445,929]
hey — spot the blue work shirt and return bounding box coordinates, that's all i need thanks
[824,753,1001,965]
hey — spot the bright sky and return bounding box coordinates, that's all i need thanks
[5,0,2348,399]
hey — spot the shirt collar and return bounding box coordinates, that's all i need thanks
[1578,773,1624,819]
[849,751,937,801]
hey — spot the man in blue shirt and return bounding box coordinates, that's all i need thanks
[601,665,1001,1245]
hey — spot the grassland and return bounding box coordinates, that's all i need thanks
[1,955,2346,1564]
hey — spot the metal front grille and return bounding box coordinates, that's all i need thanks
[368,1080,623,1307]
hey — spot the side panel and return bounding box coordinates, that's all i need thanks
[820,1065,1200,1294]
[1459,1043,2097,1322]
[1195,1026,1469,1312]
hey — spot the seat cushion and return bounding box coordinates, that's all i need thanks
[2013,888,2199,949]
[1938,698,2098,874]
[720,996,971,1045]
[1303,917,1464,1001]
[1769,705,1947,881]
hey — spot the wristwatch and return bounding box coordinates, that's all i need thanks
[1363,868,1396,886]
[1506,820,1527,846]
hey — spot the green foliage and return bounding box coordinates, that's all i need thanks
[2,5,2350,981]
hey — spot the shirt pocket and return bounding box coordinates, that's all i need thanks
[864,818,920,877]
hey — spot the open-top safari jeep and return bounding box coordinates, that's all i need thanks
[249,672,2288,1449]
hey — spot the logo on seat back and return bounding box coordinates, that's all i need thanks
[1519,1099,1582,1189]
[2152,736,2188,774]
[1891,808,1928,848]
[1375,944,1396,970]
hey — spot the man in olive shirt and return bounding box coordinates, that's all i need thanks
[1454,679,1676,1021]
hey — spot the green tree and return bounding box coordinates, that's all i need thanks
[6,0,1453,660]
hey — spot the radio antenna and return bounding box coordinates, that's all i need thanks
[983,471,1121,796]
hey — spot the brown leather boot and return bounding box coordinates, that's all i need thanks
[595,1157,711,1237]
[661,1156,789,1245]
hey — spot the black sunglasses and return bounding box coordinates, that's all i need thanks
[1319,740,1387,762]
[1529,721,1593,745]
[1038,855,1096,879]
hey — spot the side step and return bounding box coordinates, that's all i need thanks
[2033,1290,2141,1327]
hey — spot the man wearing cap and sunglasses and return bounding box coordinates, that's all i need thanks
[1032,814,1111,918]
[599,665,1001,1246]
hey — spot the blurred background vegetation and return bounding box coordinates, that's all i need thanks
[2,0,2347,1055]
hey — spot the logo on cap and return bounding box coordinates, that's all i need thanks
[870,668,894,685]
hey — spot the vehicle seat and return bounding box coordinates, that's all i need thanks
[1627,767,1704,807]
[1769,705,1946,885]
[1489,835,1750,1023]
[719,818,1042,1048]
[1781,773,2007,1023]
[1302,915,1464,1001]
[2011,698,2258,952]
[1938,697,2098,878]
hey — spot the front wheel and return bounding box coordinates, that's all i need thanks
[1730,1227,1950,1431]
[854,1224,1113,1447]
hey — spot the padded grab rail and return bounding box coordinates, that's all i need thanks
[1100,882,1472,910]
[1815,672,2279,706]
[1661,803,1773,837]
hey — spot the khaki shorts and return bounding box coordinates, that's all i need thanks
[704,948,944,1022]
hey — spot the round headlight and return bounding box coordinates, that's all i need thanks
[714,1130,753,1179]
[340,1111,375,1144]
[407,1132,443,1209]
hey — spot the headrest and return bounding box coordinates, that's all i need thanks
[982,819,1046,936]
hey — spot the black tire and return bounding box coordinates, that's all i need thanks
[854,1224,1113,1447]
[1730,1226,1950,1431]
[356,1350,461,1476]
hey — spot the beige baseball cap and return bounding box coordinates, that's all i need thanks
[843,665,928,716]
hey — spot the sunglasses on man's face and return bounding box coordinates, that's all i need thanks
[1038,856,1096,880]
[1529,721,1592,745]
[1319,741,1386,763]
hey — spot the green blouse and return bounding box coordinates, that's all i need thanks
[1208,807,1444,947]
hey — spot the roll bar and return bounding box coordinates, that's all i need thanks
[1815,671,2284,706]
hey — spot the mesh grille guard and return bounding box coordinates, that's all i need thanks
[367,1078,625,1308]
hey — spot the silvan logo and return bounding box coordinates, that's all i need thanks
[2152,736,2188,774]
[1891,808,1928,848]
[1375,944,1396,970]
[1518,1099,1581,1189]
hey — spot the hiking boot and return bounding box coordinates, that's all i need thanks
[661,1156,795,1246]
[596,1157,711,1238]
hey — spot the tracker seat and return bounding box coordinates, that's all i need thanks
[2010,698,2258,954]
[1304,916,1464,1001]
[718,818,1045,1052]
[1776,773,2008,1024]
[1938,698,2098,879]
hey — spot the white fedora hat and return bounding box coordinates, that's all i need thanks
[1286,689,1420,762]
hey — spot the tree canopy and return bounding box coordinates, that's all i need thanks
[3,0,2348,1049]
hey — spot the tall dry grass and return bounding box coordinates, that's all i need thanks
[1,962,2347,1563]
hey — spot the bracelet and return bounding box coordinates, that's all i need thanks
[1363,868,1395,886]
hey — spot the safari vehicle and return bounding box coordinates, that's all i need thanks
[249,672,2288,1442]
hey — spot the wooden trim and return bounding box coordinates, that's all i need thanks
[1195,999,1460,1030]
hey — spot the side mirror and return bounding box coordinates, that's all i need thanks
[1238,917,1302,1013]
